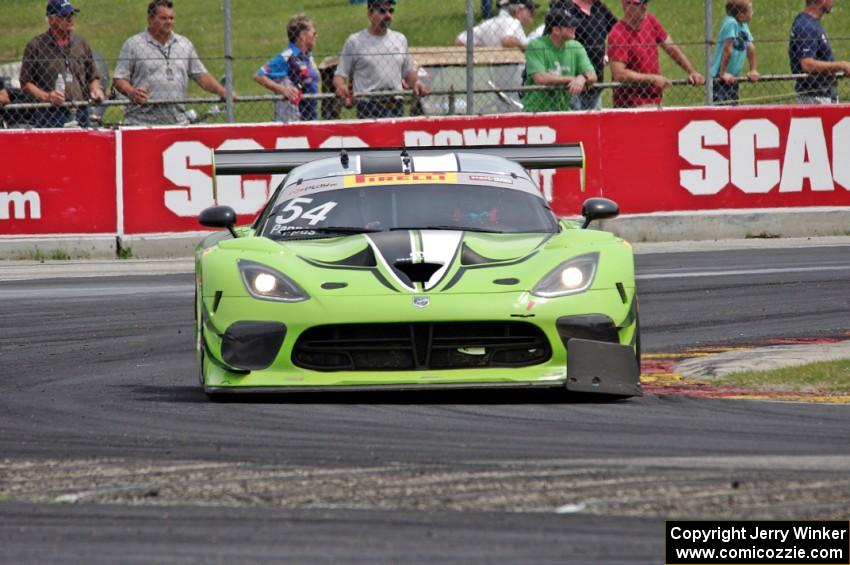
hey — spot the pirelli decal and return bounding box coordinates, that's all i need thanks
[343,172,457,187]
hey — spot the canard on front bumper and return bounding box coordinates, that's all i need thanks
[565,338,641,396]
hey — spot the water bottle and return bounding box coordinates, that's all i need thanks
[54,73,65,94]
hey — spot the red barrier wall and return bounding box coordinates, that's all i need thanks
[598,106,850,212]
[2,105,849,236]
[0,129,116,235]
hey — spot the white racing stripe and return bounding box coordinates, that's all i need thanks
[364,230,464,291]
[637,265,850,280]
[421,230,463,290]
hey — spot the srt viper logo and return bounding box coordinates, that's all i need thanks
[413,296,430,308]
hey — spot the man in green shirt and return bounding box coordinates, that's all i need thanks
[523,8,596,112]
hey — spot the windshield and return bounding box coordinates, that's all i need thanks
[259,184,557,240]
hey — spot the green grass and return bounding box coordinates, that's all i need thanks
[745,231,781,239]
[717,359,850,394]
[1,0,849,119]
[15,248,73,261]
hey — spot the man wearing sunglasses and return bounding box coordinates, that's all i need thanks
[333,0,429,119]
[20,0,104,128]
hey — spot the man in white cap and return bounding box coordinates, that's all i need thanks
[455,0,540,50]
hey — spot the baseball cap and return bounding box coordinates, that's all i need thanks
[545,8,579,29]
[46,0,79,16]
[502,0,542,11]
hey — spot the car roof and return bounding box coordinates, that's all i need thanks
[281,169,542,200]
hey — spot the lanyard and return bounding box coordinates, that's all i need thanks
[57,43,73,82]
[154,41,173,65]
[151,38,175,80]
[50,33,73,79]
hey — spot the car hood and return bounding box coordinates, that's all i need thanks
[283,230,551,293]
[206,227,629,296]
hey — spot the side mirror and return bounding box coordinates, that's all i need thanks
[199,205,238,238]
[580,198,619,229]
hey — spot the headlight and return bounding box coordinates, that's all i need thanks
[532,253,599,297]
[238,260,309,302]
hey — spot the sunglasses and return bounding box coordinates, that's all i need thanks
[374,6,394,14]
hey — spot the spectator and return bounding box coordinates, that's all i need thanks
[333,0,429,119]
[482,0,494,19]
[789,0,850,104]
[607,0,704,109]
[530,0,617,110]
[524,9,596,112]
[0,83,9,129]
[0,85,7,128]
[0,78,36,128]
[113,0,234,125]
[455,0,540,50]
[20,0,104,128]
[711,0,759,105]
[528,0,617,110]
[254,15,319,122]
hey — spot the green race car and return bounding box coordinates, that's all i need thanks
[196,144,640,398]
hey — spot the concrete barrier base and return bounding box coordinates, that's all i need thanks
[598,208,850,243]
[118,232,209,260]
[0,235,117,260]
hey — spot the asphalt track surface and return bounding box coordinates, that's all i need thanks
[1,241,849,564]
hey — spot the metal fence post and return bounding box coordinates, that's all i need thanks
[705,0,713,105]
[223,0,235,122]
[465,0,474,115]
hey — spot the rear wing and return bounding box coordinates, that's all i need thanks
[212,143,585,196]
[213,143,584,175]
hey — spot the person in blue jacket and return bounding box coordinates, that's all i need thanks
[254,15,319,122]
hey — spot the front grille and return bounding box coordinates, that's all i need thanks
[293,322,551,371]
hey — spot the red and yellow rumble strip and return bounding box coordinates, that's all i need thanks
[640,345,850,404]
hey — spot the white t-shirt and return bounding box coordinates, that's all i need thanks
[456,12,528,48]
[527,24,544,43]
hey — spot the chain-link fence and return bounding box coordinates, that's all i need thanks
[0,0,848,128]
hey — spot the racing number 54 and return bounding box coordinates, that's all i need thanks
[274,197,338,226]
